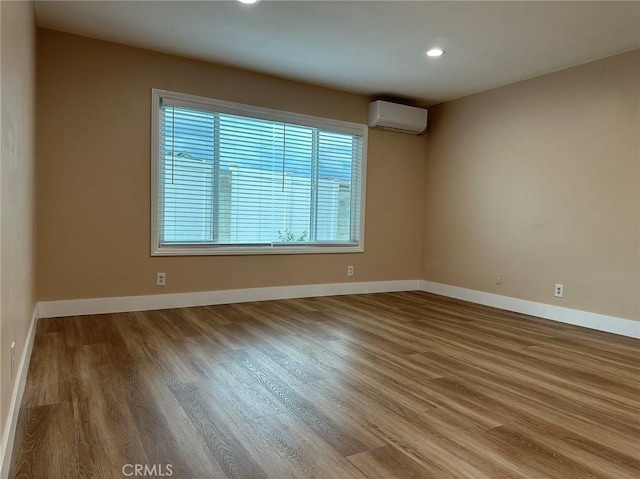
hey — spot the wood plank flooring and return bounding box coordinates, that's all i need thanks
[9,291,640,478]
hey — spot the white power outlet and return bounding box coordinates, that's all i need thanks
[496,273,503,285]
[347,265,354,277]
[10,342,16,380]
[555,283,564,298]
[156,272,166,286]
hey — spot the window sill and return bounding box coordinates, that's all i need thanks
[151,244,364,256]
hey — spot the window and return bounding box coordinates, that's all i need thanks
[151,90,367,255]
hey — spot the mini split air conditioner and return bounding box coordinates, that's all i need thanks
[368,100,428,135]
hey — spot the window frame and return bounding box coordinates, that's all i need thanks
[151,89,368,256]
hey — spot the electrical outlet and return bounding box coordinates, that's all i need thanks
[10,342,16,380]
[347,265,354,277]
[496,273,503,285]
[555,283,564,298]
[156,272,166,286]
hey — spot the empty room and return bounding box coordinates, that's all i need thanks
[1,0,639,478]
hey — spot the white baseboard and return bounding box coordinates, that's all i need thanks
[38,280,422,318]
[36,278,640,338]
[0,304,39,479]
[420,280,640,339]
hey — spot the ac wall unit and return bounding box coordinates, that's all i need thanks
[368,100,428,135]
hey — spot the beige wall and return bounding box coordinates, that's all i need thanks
[36,29,428,301]
[0,1,37,437]
[423,50,640,321]
[36,29,638,322]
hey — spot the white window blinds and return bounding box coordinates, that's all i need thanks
[152,90,367,255]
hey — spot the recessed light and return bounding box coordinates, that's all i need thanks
[237,0,260,4]
[426,48,445,58]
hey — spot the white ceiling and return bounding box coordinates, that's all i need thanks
[35,1,640,106]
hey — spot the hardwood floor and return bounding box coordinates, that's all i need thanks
[9,291,640,478]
